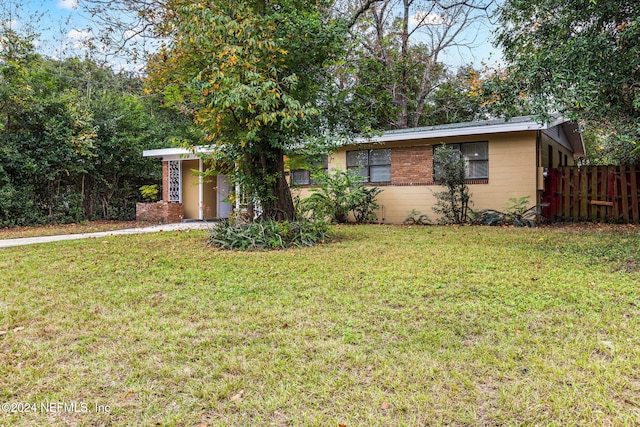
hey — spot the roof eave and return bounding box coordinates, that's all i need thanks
[143,147,216,160]
[358,120,551,144]
[561,122,586,158]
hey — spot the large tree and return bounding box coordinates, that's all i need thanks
[85,0,362,221]
[494,0,640,156]
[344,0,493,129]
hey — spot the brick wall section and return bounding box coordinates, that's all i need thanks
[136,202,184,223]
[162,161,169,202]
[391,145,434,185]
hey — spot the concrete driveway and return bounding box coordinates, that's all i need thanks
[0,222,213,249]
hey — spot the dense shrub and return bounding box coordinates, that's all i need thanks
[0,47,191,226]
[208,219,329,250]
[0,184,40,228]
[432,144,472,224]
[140,184,160,202]
[300,169,382,223]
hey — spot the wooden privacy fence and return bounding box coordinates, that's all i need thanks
[542,165,640,223]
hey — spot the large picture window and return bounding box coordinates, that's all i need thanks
[290,156,328,186]
[433,142,488,180]
[346,149,391,183]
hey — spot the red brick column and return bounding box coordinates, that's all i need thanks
[162,161,169,202]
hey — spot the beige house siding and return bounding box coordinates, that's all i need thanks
[540,132,576,168]
[293,131,539,224]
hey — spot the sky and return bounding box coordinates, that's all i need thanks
[435,18,501,70]
[1,0,143,71]
[7,0,502,72]
[3,0,86,52]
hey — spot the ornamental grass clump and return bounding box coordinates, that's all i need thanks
[208,218,329,250]
[471,196,542,227]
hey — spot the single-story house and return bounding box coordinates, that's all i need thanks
[139,115,584,224]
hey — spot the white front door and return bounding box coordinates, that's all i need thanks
[217,175,233,219]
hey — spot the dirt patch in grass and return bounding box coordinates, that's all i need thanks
[0,220,142,240]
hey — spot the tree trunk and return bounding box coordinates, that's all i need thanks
[260,148,296,221]
[394,0,411,129]
[246,145,296,221]
[277,163,296,221]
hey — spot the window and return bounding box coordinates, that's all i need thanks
[291,170,311,186]
[290,156,328,186]
[346,149,391,183]
[433,142,489,180]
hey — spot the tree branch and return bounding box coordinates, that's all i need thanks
[346,0,384,28]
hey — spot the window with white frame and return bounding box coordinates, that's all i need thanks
[433,142,488,180]
[346,148,391,183]
[291,156,329,185]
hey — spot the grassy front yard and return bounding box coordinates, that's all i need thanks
[1,225,639,426]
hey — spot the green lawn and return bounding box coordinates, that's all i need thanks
[1,225,639,426]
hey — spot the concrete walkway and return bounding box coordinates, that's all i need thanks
[0,222,213,249]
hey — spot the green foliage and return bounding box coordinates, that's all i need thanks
[432,144,472,224]
[582,126,640,165]
[491,0,640,159]
[419,68,488,127]
[350,185,383,223]
[139,185,159,202]
[0,26,183,226]
[471,196,541,227]
[504,196,532,216]
[145,1,359,220]
[208,219,329,250]
[0,183,40,228]
[300,169,382,223]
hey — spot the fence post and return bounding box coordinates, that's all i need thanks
[620,165,629,222]
[631,164,639,223]
[563,167,571,221]
[580,167,588,221]
[612,166,619,221]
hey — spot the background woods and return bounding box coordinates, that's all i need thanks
[0,25,193,226]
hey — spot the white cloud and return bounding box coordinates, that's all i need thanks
[57,0,79,10]
[1,19,19,30]
[67,28,93,40]
[63,28,95,51]
[410,11,448,27]
[123,29,143,42]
